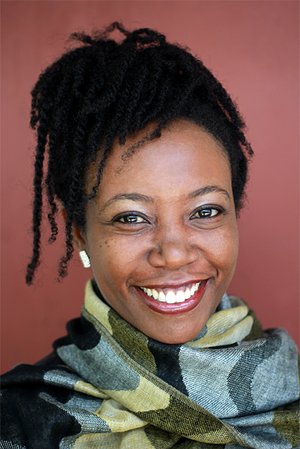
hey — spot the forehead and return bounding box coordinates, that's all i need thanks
[88,119,232,200]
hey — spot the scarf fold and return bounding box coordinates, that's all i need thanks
[1,280,299,449]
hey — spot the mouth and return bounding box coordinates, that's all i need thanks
[135,280,208,315]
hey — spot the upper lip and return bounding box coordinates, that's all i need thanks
[136,279,208,289]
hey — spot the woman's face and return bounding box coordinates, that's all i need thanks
[77,119,239,344]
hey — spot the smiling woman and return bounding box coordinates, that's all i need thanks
[1,22,299,449]
[80,121,239,344]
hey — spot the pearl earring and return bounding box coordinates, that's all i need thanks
[79,250,91,268]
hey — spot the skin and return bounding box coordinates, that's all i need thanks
[74,119,239,344]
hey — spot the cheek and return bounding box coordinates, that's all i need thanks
[199,225,239,273]
[89,235,144,285]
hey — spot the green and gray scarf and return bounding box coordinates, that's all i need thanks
[1,280,299,448]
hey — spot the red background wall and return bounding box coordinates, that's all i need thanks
[1,1,299,373]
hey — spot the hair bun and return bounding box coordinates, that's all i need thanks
[70,23,166,50]
[124,27,166,48]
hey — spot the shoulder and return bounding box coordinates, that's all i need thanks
[0,353,81,449]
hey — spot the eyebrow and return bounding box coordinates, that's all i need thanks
[99,185,230,213]
[99,193,153,213]
[188,185,231,200]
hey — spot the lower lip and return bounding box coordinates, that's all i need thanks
[136,280,208,315]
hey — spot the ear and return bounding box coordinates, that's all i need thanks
[61,208,87,251]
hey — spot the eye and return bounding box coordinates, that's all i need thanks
[113,213,149,224]
[190,206,223,219]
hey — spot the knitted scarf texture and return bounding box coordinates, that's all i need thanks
[1,280,299,448]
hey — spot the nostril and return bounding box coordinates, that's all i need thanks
[148,240,198,269]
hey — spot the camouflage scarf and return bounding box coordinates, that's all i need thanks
[1,280,299,448]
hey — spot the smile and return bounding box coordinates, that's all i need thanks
[136,280,208,315]
[140,282,201,304]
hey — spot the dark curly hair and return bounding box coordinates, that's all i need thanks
[26,21,253,285]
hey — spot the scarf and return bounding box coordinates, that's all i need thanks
[1,280,299,449]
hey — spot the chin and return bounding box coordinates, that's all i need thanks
[148,323,207,345]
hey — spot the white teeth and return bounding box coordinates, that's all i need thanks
[158,291,166,302]
[165,291,176,304]
[184,288,191,300]
[175,291,185,302]
[152,289,159,300]
[141,282,202,304]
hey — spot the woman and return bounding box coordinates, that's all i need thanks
[1,22,299,449]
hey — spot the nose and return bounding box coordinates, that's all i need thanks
[148,226,199,270]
